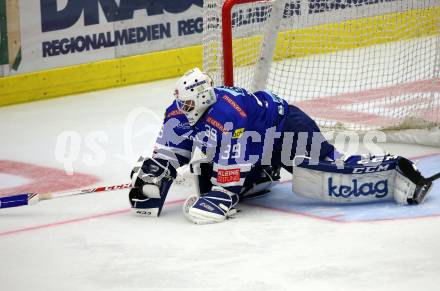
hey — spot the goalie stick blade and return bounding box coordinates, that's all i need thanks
[0,193,39,209]
[408,180,433,205]
[408,170,440,205]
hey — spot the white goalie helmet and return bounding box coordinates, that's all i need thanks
[174,68,216,125]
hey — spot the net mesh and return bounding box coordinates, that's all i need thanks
[203,0,440,132]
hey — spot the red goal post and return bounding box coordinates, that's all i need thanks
[221,0,261,87]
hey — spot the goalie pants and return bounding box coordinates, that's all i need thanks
[271,104,336,173]
[196,105,336,194]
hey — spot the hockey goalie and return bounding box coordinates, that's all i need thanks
[129,68,434,224]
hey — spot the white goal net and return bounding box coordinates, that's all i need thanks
[203,0,440,140]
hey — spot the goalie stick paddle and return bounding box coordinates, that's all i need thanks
[0,183,133,210]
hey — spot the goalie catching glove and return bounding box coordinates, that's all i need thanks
[129,157,176,217]
[183,186,239,224]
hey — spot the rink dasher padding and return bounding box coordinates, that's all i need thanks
[245,154,440,222]
[0,45,203,107]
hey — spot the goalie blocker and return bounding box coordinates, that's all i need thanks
[292,154,433,205]
[129,157,176,217]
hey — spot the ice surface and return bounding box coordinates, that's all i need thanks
[0,78,439,291]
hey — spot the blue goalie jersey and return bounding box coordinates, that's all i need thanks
[153,86,289,195]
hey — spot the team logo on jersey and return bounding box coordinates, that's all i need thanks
[206,116,226,132]
[328,177,388,199]
[232,128,244,139]
[222,95,247,118]
[217,168,241,184]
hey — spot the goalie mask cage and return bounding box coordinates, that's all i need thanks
[203,0,440,145]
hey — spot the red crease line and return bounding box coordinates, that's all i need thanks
[1,153,439,236]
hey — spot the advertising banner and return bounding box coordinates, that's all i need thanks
[1,0,204,76]
[0,0,433,77]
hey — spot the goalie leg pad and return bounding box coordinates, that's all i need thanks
[292,155,433,205]
[292,155,398,203]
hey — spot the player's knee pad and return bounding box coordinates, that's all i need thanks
[292,154,431,205]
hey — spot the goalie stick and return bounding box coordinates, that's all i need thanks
[1,170,438,210]
[404,170,440,205]
[0,183,132,209]
[427,171,440,183]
